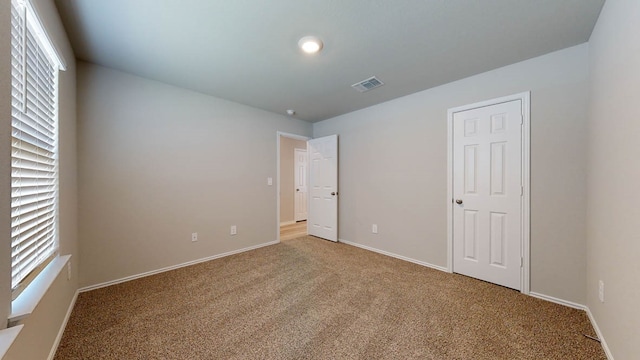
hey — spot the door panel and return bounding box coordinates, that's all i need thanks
[464,210,479,261]
[294,149,308,221]
[307,135,338,241]
[453,100,522,290]
[489,212,506,267]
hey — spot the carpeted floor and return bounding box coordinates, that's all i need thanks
[54,236,606,359]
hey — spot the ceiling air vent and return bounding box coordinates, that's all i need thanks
[351,76,384,93]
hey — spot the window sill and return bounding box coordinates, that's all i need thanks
[0,325,23,358]
[9,255,71,325]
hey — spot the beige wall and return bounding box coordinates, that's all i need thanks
[587,0,640,358]
[280,137,307,224]
[314,44,589,304]
[3,0,78,358]
[77,63,312,288]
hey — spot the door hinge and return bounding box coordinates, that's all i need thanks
[520,186,523,196]
[520,257,523,267]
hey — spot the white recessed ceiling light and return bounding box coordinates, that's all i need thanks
[298,36,323,54]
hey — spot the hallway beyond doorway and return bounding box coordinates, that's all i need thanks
[280,221,307,241]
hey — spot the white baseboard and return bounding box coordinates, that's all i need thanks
[529,292,586,310]
[48,289,79,360]
[280,221,296,226]
[79,240,280,292]
[585,307,614,360]
[338,239,449,273]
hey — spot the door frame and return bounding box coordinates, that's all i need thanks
[277,131,311,242]
[446,92,531,294]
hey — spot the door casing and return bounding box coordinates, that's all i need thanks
[446,92,531,294]
[277,132,311,241]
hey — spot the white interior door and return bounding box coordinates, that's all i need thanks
[294,148,308,221]
[307,135,338,242]
[453,99,522,290]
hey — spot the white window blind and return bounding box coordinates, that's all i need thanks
[10,0,64,295]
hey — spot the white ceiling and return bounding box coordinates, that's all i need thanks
[55,0,605,122]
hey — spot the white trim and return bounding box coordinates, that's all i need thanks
[280,221,296,226]
[10,255,71,324]
[20,0,67,70]
[585,307,615,360]
[446,92,531,294]
[521,93,531,294]
[276,131,311,242]
[79,241,279,292]
[47,290,78,360]
[339,239,448,273]
[529,292,586,310]
[0,325,23,358]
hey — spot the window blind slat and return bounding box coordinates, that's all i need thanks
[11,242,55,286]
[11,156,56,168]
[12,121,55,145]
[11,200,54,221]
[13,240,55,276]
[12,129,55,150]
[12,228,55,263]
[12,232,55,282]
[11,194,55,208]
[12,235,55,265]
[11,228,55,269]
[21,103,56,125]
[13,156,56,169]
[11,184,55,196]
[11,137,55,156]
[11,215,55,242]
[11,160,55,173]
[11,174,56,183]
[12,238,55,270]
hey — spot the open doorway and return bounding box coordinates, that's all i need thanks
[277,132,309,241]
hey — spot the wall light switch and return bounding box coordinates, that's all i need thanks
[267,177,273,186]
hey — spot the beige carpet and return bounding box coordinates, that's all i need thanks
[55,237,606,359]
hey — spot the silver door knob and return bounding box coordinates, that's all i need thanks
[455,199,463,204]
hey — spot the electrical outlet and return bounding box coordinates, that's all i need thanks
[598,280,605,303]
[372,224,378,234]
[267,177,273,186]
[192,232,198,242]
[230,225,237,235]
